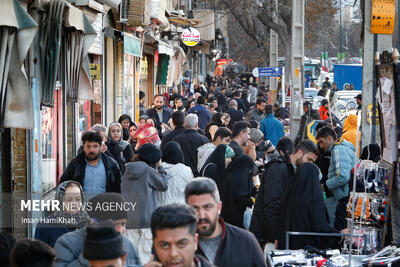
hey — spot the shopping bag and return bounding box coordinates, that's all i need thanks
[243,206,253,230]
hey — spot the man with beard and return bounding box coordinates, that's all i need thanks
[60,131,122,193]
[144,204,214,267]
[146,94,172,134]
[185,178,266,267]
[229,121,251,161]
[250,140,319,249]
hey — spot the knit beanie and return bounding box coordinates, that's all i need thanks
[249,128,264,144]
[87,193,127,222]
[162,141,184,164]
[83,220,125,261]
[138,143,162,164]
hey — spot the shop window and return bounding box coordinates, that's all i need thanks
[41,90,63,192]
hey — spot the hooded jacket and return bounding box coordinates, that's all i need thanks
[156,162,194,206]
[54,227,141,267]
[197,143,217,172]
[196,218,266,267]
[325,139,355,200]
[59,152,121,193]
[341,114,359,149]
[319,105,329,120]
[121,162,168,229]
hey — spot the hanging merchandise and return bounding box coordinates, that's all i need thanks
[353,160,392,195]
[39,0,65,107]
[0,0,38,129]
[156,54,169,85]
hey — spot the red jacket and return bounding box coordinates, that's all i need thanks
[319,105,329,120]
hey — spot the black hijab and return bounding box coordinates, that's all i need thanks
[279,162,337,250]
[162,141,184,164]
[221,154,257,228]
[200,144,227,187]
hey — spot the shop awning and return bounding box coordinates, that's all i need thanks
[0,0,38,129]
[40,0,65,107]
[167,17,201,26]
[62,2,97,101]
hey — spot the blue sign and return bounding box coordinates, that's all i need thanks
[252,66,282,78]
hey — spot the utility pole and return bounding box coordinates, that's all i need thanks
[269,0,279,99]
[290,0,305,140]
[339,0,342,62]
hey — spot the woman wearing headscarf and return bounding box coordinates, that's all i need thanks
[173,96,185,112]
[200,144,235,190]
[204,112,224,140]
[108,122,135,164]
[118,114,132,141]
[156,141,194,206]
[35,181,89,247]
[128,121,139,153]
[221,154,258,229]
[278,162,338,250]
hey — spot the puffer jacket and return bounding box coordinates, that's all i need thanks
[156,162,194,206]
[341,114,360,149]
[121,162,168,229]
[197,143,216,172]
[325,139,355,200]
[54,227,141,267]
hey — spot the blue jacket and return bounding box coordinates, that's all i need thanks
[188,105,212,130]
[54,227,142,267]
[326,140,355,200]
[260,114,285,147]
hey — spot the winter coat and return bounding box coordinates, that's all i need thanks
[53,227,141,267]
[319,105,329,120]
[59,152,122,193]
[325,139,355,200]
[242,140,257,161]
[250,155,294,242]
[246,107,265,122]
[197,143,216,172]
[161,126,186,150]
[196,218,267,267]
[226,108,244,129]
[121,162,168,229]
[156,162,194,206]
[188,105,212,130]
[234,97,247,113]
[174,129,209,177]
[221,154,257,228]
[260,113,285,147]
[341,114,360,149]
[146,107,172,131]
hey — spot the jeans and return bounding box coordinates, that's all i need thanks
[325,197,337,227]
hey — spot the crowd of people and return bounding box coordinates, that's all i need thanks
[1,77,376,267]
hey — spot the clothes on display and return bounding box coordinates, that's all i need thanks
[353,160,391,195]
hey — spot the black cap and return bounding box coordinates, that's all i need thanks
[138,143,162,164]
[303,101,312,107]
[355,94,362,100]
[321,99,329,106]
[83,220,125,261]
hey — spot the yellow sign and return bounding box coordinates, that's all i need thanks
[295,68,300,78]
[367,104,380,124]
[90,64,101,80]
[371,0,395,34]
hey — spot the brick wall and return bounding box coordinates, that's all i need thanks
[12,128,27,239]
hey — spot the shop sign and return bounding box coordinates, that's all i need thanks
[181,28,200,46]
[124,34,142,57]
[371,0,395,34]
[90,64,101,80]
